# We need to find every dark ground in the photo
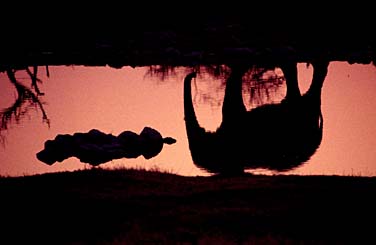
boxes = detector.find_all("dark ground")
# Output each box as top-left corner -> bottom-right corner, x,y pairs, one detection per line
1,7 -> 376,71
1,168 -> 376,244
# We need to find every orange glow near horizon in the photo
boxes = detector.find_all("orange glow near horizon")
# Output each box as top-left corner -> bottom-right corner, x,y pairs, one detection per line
1,62 -> 376,177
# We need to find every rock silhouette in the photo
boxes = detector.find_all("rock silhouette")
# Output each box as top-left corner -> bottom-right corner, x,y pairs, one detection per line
184,60 -> 329,175
36,127 -> 176,166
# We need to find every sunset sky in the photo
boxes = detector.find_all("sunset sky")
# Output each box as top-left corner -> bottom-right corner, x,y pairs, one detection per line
1,61 -> 376,177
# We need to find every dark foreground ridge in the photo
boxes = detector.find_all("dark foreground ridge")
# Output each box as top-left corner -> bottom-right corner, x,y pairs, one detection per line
1,168 -> 376,244
1,13 -> 376,70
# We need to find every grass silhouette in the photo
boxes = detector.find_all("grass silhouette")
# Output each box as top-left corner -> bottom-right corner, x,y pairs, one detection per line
1,167 -> 375,244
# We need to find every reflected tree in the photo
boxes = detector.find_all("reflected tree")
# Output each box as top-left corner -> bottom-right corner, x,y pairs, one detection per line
184,60 -> 329,175
146,64 -> 285,109
145,65 -> 180,81
0,66 -> 50,144
196,65 -> 285,110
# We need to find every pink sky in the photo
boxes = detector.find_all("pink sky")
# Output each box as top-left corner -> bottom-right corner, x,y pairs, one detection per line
0,62 -> 376,177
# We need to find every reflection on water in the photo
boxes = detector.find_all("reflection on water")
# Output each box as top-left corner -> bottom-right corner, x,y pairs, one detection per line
184,61 -> 327,175
1,62 -> 376,177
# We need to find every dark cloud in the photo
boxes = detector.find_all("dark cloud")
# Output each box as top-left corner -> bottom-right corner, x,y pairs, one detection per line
36,127 -> 176,166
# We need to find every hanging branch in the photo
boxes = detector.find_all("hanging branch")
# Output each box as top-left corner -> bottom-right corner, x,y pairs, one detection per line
145,65 -> 178,81
197,65 -> 285,109
0,68 -> 50,145
144,64 -> 284,109
26,66 -> 45,95
244,66 -> 285,108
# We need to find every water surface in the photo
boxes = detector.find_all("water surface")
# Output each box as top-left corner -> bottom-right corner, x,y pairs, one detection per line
1,62 -> 376,176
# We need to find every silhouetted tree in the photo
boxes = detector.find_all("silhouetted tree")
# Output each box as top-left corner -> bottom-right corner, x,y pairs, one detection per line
0,67 -> 50,145
145,64 -> 284,109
